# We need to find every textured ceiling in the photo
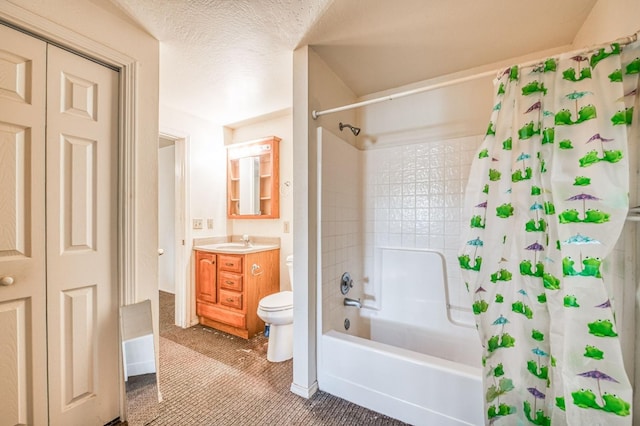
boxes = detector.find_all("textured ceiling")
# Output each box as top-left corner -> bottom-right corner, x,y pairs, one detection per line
107,0 -> 597,125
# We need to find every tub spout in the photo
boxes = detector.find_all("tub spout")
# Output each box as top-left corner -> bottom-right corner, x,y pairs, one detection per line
344,297 -> 362,308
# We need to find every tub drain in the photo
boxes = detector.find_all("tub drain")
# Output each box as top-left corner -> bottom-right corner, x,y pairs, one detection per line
344,318 -> 350,330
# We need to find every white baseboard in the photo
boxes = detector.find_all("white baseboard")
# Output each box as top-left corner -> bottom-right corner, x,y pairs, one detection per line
290,380 -> 318,399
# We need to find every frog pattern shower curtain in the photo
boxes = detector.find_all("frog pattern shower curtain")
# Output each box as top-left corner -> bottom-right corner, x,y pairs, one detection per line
459,37 -> 640,425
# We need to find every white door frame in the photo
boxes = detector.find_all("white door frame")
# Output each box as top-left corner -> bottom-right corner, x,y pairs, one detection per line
0,3 -> 139,420
159,130 -> 192,328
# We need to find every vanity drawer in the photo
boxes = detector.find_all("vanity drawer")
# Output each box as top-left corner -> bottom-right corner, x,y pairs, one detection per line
197,301 -> 246,328
220,289 -> 243,310
218,254 -> 243,273
219,271 -> 243,292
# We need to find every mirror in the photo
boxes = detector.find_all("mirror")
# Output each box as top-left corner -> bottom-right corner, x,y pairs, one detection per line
227,136 -> 280,219
120,300 -> 159,425
239,156 -> 260,215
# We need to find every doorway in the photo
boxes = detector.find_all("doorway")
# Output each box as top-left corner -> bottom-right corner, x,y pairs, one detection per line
158,132 -> 191,328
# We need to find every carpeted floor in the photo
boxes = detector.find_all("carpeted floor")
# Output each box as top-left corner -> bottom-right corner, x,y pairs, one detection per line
129,291 -> 407,425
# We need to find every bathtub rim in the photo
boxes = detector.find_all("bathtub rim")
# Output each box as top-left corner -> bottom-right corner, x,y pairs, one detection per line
322,329 -> 482,379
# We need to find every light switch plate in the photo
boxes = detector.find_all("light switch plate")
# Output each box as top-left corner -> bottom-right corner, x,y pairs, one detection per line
193,218 -> 203,229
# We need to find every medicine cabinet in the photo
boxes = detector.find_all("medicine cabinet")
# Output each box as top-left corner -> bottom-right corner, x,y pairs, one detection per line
227,136 -> 280,219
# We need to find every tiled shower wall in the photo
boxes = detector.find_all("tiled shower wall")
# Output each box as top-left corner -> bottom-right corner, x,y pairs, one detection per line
319,129 -> 366,335
362,135 -> 484,321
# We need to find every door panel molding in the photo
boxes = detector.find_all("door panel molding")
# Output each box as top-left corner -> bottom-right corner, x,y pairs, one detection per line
0,49 -> 31,103
0,298 -> 29,425
61,134 -> 96,252
0,123 -> 29,257
61,285 -> 96,408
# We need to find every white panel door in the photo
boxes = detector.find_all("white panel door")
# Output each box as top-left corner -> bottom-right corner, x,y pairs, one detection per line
46,45 -> 119,425
0,24 -> 48,426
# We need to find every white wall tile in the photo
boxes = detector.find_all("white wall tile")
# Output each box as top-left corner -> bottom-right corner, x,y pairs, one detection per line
363,134 -> 484,314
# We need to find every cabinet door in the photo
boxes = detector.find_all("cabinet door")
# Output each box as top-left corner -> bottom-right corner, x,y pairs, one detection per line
196,252 -> 217,303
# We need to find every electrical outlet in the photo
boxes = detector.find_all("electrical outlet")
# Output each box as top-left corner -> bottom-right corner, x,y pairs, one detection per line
283,221 -> 290,233
207,218 -> 214,229
193,218 -> 203,230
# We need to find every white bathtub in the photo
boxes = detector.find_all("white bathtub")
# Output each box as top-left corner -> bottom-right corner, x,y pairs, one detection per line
319,329 -> 483,426
317,247 -> 484,425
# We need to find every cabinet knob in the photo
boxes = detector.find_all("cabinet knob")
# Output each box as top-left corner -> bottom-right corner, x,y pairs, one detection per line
0,276 -> 15,286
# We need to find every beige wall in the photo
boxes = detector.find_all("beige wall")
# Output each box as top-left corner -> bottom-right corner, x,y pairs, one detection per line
573,0 -> 640,46
291,45 -> 359,396
160,105 -> 228,241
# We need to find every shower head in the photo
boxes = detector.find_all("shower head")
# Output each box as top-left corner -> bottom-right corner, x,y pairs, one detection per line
339,122 -> 361,136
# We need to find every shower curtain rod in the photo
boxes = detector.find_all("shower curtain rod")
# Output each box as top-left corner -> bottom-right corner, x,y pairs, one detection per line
311,32 -> 639,120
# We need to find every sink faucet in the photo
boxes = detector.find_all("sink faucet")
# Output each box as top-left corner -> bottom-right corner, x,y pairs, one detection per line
343,297 -> 362,308
241,234 -> 252,247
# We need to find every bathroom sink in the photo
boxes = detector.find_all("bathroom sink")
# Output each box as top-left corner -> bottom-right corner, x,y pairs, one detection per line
214,243 -> 250,249
195,242 -> 279,254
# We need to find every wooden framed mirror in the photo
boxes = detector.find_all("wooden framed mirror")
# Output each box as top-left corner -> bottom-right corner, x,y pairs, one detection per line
227,136 -> 280,219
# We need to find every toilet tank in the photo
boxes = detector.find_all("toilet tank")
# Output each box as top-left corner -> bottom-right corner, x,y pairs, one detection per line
286,255 -> 293,291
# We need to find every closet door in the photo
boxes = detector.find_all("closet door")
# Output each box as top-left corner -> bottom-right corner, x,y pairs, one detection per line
46,45 -> 119,425
0,24 -> 48,426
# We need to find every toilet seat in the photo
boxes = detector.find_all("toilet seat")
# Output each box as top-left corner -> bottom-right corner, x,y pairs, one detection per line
259,291 -> 293,312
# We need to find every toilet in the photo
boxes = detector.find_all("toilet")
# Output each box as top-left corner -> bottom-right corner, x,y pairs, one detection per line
257,255 -> 294,362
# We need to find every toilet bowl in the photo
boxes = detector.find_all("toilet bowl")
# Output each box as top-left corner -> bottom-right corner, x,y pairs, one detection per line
257,255 -> 294,362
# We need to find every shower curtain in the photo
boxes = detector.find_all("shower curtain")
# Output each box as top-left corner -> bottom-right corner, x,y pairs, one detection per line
460,36 -> 640,425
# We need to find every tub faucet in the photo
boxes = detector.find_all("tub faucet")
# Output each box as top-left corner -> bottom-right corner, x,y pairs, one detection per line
344,297 -> 362,308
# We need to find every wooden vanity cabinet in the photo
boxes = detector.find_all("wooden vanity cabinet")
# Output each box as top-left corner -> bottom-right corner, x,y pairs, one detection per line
196,248 -> 280,339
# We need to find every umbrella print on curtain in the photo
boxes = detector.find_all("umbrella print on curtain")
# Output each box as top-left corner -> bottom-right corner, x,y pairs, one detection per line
459,237 -> 483,271
526,202 -> 546,232
513,152 -> 532,182
526,387 -> 548,425
520,242 -> 544,278
562,234 -> 602,277
585,133 -> 619,166
555,90 -> 595,126
559,193 -> 609,224
572,370 -> 630,416
459,33 -> 640,425
470,201 -> 488,229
